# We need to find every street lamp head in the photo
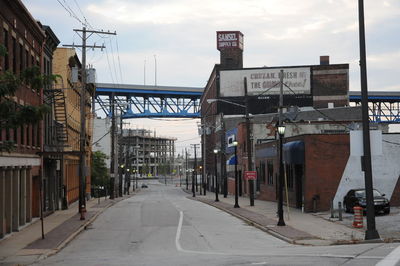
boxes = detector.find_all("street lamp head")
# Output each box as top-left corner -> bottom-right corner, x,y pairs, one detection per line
213,148 -> 219,154
207,99 -> 218,104
126,168 -> 130,172
277,125 -> 286,136
232,141 -> 238,146
120,164 -> 125,168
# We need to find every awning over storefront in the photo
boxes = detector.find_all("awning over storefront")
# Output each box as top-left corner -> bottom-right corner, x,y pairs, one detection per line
226,155 -> 237,165
283,141 -> 305,164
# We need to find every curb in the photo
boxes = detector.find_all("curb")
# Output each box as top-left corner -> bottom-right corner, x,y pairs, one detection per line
191,197 -> 296,244
36,194 -> 134,263
191,197 -> 383,246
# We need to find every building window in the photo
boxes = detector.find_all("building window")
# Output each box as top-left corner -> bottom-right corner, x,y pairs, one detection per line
28,124 -> 32,146
19,43 -> 23,72
3,28 -> 9,71
13,127 -> 17,143
36,123 -> 40,147
267,160 -> 274,185
6,127 -> 10,141
285,164 -> 294,190
20,125 -> 25,145
259,161 -> 266,184
25,50 -> 29,68
12,37 -> 16,74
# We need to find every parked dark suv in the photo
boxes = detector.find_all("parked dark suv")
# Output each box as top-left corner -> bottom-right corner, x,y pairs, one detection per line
343,188 -> 390,214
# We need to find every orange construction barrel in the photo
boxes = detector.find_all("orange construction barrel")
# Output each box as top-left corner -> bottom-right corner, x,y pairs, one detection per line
352,206 -> 363,228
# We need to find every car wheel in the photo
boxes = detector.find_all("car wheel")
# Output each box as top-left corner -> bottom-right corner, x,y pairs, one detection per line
343,203 -> 348,213
344,202 -> 351,213
384,209 -> 390,215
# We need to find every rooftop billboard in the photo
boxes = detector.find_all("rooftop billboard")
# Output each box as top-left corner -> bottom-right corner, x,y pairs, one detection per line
220,67 -> 311,97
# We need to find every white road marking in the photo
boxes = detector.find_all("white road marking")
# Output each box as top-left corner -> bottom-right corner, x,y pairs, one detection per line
174,210 -> 385,261
376,245 -> 400,266
175,210 -> 184,252
175,210 -> 226,255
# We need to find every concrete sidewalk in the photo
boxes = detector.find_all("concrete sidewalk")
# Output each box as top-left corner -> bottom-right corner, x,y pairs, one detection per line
0,194 -> 132,266
187,189 -> 366,246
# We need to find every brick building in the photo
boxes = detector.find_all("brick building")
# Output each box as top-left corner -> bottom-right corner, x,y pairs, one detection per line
254,132 -> 400,212
201,31 -> 351,200
0,0 -> 46,238
201,31 -> 400,212
40,23 -> 62,215
52,48 -> 93,205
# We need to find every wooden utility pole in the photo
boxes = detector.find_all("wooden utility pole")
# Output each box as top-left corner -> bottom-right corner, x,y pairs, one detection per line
63,27 -> 116,217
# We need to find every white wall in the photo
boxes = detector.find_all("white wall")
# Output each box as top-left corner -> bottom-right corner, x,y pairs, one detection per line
333,134 -> 400,208
93,118 -> 111,168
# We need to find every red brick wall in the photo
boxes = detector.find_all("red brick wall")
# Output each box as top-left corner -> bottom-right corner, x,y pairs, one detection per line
255,134 -> 350,212
227,177 -> 235,195
390,176 -> 400,206
255,141 -> 279,202
312,64 -> 349,108
201,66 -> 220,180
303,134 -> 350,212
220,48 -> 243,70
0,0 -> 44,154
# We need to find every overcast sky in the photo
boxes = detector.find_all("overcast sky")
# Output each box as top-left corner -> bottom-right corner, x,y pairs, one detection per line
22,0 -> 400,153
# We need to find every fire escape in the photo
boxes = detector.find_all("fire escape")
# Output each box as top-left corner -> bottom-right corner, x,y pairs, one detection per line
44,81 -> 69,149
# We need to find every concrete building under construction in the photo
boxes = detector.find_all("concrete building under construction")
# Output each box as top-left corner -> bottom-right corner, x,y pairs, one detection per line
93,117 -> 176,178
119,129 -> 176,177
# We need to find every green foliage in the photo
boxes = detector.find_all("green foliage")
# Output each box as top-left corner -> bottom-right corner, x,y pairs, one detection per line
141,163 -> 150,175
0,44 -> 58,152
91,151 -> 110,187
158,163 -> 171,175
0,45 -> 6,57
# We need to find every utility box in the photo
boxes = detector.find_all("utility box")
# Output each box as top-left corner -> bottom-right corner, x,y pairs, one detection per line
87,68 -> 96,84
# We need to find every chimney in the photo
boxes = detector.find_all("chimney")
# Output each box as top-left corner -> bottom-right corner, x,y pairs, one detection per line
320,55 -> 330,65
217,31 -> 244,70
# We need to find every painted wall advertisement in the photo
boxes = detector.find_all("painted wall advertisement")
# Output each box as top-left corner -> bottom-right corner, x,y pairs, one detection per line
217,31 -> 244,50
220,67 -> 311,97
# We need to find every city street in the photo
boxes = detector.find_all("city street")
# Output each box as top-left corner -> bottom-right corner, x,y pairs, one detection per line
34,181 -> 400,266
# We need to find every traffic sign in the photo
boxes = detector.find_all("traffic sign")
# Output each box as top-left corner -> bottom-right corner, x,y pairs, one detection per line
244,171 -> 257,180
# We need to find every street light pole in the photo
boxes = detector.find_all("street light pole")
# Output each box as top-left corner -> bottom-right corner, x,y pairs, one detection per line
244,77 -> 254,206
135,146 -> 140,190
213,149 -> 219,202
358,0 -> 379,240
233,141 -> 240,208
277,125 -> 286,226
277,70 -> 286,226
191,144 -> 198,197
185,148 -> 189,190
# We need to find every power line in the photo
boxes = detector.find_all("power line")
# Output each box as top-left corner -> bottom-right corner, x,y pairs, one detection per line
115,36 -> 124,84
93,130 -> 110,145
56,0 -> 86,26
108,38 -> 120,84
72,0 -> 89,26
104,46 -> 116,84
175,136 -> 200,143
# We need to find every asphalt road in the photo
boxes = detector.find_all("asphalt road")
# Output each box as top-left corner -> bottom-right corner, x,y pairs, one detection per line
35,181 -> 400,266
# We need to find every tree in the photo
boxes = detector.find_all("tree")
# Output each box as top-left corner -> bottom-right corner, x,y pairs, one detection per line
158,162 -> 171,176
91,151 -> 110,187
0,44 -> 56,151
141,163 -> 150,176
